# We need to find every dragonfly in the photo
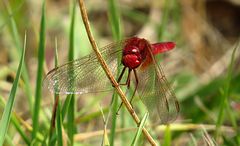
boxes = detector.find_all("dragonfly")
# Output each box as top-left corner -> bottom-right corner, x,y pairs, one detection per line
43,37 -> 180,124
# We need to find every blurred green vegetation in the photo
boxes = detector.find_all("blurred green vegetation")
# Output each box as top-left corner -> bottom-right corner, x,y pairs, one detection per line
0,0 -> 240,145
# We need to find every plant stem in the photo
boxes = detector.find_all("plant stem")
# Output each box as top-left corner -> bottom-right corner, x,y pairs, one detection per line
77,0 -> 157,145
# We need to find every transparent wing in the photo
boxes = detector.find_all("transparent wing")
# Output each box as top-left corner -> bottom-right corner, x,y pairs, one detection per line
137,46 -> 180,124
43,42 -> 125,94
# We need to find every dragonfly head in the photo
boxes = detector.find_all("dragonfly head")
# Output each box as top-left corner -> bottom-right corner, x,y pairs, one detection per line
122,37 -> 150,69
122,45 -> 142,69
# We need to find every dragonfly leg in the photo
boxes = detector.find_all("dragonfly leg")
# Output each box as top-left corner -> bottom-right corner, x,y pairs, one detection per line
126,69 -> 132,87
129,69 -> 138,105
117,69 -> 137,115
117,66 -> 127,83
117,67 -> 132,86
116,68 -> 132,114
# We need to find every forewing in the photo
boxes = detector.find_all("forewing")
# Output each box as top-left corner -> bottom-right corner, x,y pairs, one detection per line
137,47 -> 179,124
43,42 -> 124,94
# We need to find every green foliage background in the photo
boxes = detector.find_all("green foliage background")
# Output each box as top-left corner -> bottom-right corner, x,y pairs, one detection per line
0,0 -> 239,145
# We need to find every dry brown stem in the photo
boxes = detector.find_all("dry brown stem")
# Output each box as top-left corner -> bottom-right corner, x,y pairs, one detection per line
77,0 -> 157,145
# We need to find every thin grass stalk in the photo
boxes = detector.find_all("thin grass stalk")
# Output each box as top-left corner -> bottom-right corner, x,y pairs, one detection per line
0,34 -> 30,145
215,41 -> 239,141
11,115 -> 31,145
74,123 -> 235,141
32,0 -> 46,141
100,105 -> 110,146
5,135 -> 15,146
54,38 -> 63,146
4,0 -> 33,115
48,38 -> 60,146
131,113 -> 149,146
56,101 -> 63,146
162,125 -> 171,146
158,0 -> 171,41
107,0 -> 122,145
67,1 -> 77,145
0,32 -> 26,146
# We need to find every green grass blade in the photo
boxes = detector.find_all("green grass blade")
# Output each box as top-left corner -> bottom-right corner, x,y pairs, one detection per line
110,94 -> 118,146
54,38 -> 59,68
4,1 -> 21,52
55,38 -> 63,146
66,1 -> 76,145
48,38 -> 60,146
163,125 -> 171,146
61,95 -> 72,119
0,95 -> 31,145
99,105 -> 110,146
171,0 -> 181,40
215,41 -> 239,139
76,107 -> 109,123
103,126 -> 110,146
120,107 -> 127,145
5,135 -> 15,146
189,134 -> 197,146
5,0 -> 33,115
2,96 -> 45,145
131,112 -> 149,146
11,115 -> 31,145
225,42 -> 240,145
108,0 -> 122,40
121,8 -> 148,24
158,0 -> 171,41
0,32 -> 25,145
68,0 -> 76,61
56,101 -> 63,146
32,0 -> 46,141
67,89 -> 75,146
107,0 -> 122,145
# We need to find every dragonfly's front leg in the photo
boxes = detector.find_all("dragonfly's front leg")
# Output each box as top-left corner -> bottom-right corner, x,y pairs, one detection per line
129,69 -> 138,104
116,68 -> 132,114
117,67 -> 131,87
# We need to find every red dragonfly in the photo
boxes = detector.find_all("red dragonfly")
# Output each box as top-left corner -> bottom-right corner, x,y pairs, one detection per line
44,37 -> 180,124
